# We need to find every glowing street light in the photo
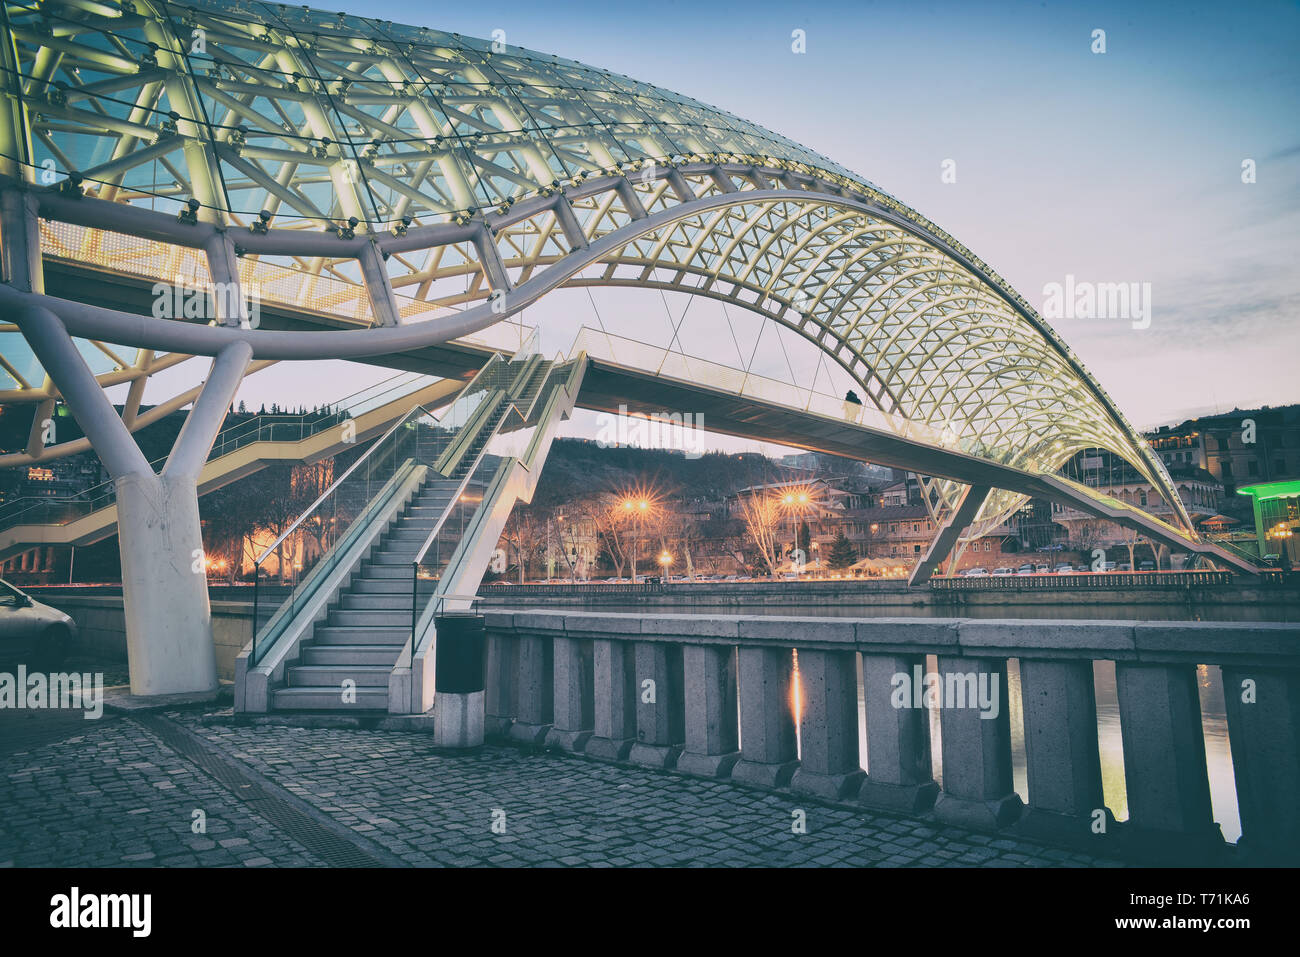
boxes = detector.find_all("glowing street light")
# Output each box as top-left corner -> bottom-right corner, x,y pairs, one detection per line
616,488 -> 661,583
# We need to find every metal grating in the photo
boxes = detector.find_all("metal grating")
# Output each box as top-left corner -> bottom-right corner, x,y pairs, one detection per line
131,715 -> 392,868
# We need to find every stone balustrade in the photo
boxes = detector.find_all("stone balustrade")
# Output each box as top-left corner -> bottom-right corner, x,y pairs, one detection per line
482,610 -> 1300,865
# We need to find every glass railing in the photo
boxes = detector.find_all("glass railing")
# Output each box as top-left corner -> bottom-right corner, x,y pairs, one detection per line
0,369 -> 441,535
1046,474 -> 1193,541
250,405 -> 428,665
567,325 -> 1029,469
248,349 -> 520,666
408,335 -> 545,647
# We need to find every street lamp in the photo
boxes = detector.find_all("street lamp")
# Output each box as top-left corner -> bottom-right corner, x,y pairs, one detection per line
777,487 -> 814,575
658,549 -> 673,581
810,540 -> 820,577
621,496 -> 654,583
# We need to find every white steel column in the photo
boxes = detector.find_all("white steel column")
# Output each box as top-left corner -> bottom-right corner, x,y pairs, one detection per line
15,301 -> 251,695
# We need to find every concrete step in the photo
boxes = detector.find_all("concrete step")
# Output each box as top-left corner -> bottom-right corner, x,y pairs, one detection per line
327,609 -> 411,627
350,578 -> 433,595
287,664 -> 392,688
301,644 -> 405,666
270,686 -> 388,711
340,593 -> 412,611
312,624 -> 410,643
384,529 -> 436,543
360,564 -> 411,579
369,550 -> 421,564
392,518 -> 441,530
413,489 -> 456,500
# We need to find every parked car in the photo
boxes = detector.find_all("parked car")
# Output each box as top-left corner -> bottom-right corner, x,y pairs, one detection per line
1138,561 -> 1156,571
1034,564 -> 1051,574
1118,563 -> 1132,572
1098,561 -> 1118,572
0,579 -> 75,667
962,567 -> 989,577
1016,563 -> 1036,576
1054,563 -> 1074,574
991,567 -> 1015,577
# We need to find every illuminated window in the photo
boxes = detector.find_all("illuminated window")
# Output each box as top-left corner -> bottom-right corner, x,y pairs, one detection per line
26,467 -> 54,481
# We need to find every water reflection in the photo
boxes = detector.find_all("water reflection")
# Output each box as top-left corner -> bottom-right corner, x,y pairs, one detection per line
601,599 -> 1254,844
850,656 -> 1240,843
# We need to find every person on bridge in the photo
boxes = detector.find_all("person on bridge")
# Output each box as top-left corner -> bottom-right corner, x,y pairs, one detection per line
843,389 -> 863,422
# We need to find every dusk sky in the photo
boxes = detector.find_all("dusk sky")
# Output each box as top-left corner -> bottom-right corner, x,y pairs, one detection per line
185,0 -> 1300,449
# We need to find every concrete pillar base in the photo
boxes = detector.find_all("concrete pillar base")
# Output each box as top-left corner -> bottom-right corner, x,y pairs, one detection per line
628,742 -> 681,769
1116,821 -> 1226,865
117,474 -> 219,697
485,715 -> 514,739
544,728 -> 592,753
583,736 -> 635,761
1232,834 -> 1300,867
508,721 -> 551,747
731,758 -> 799,789
433,691 -> 484,749
933,791 -> 1023,831
789,768 -> 865,801
675,750 -> 740,779
1013,806 -> 1116,851
857,777 -> 939,814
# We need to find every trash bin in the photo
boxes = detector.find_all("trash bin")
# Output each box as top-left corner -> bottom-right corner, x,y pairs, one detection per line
433,612 -> 486,748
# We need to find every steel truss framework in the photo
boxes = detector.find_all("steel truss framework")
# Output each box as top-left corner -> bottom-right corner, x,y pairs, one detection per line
0,0 -> 1192,540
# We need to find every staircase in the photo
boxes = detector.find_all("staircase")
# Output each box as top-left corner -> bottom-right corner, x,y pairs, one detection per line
267,356 -> 555,712
269,478 -> 456,710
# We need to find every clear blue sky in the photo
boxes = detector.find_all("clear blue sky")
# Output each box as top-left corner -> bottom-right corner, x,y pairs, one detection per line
213,0 -> 1299,445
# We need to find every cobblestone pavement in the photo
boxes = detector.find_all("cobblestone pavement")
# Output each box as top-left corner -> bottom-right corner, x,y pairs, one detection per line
1,707 -> 1124,867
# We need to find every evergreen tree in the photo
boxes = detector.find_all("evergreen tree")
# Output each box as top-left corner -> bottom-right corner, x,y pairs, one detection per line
827,531 -> 856,570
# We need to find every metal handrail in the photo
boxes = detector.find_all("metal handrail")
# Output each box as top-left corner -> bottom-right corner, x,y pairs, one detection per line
410,336 -> 539,568
254,401 -> 434,566
251,458 -> 419,666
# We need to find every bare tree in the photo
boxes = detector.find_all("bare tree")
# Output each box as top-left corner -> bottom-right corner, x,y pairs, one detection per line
584,495 -> 628,578
499,508 -> 545,583
657,509 -> 702,580
737,490 -> 782,576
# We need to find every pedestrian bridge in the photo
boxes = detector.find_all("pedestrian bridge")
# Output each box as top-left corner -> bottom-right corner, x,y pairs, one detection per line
0,1 -> 1260,699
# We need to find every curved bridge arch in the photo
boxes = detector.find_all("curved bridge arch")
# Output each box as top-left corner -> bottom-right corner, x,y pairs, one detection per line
0,0 -> 1195,543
